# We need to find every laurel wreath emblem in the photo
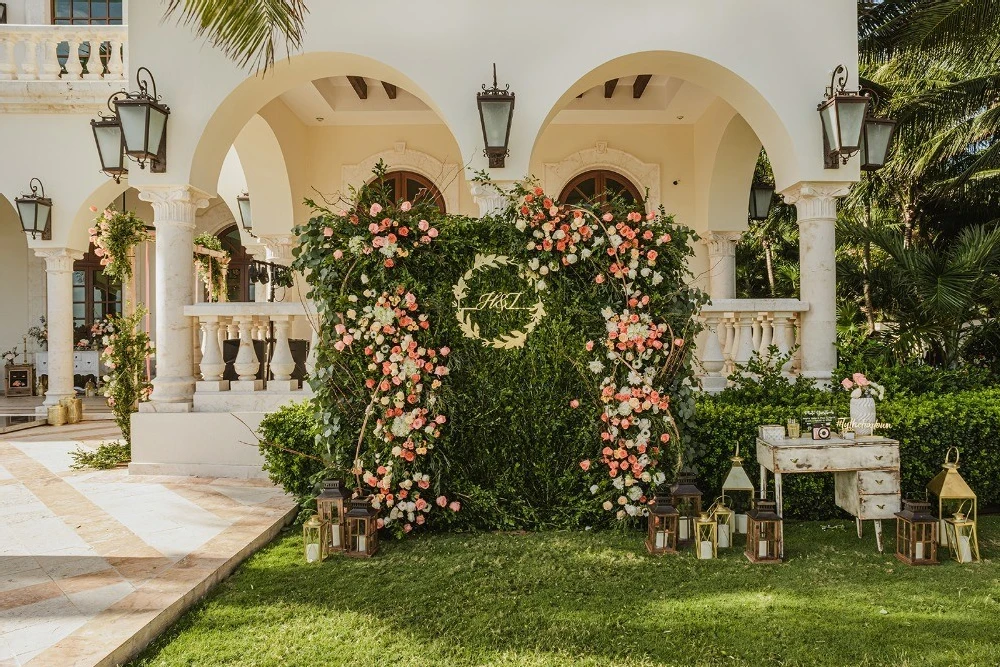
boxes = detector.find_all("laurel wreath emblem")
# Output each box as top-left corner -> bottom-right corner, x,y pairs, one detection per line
452,253 -> 546,349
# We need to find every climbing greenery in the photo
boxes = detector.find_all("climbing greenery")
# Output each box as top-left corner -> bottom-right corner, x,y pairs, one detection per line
280,163 -> 705,532
88,207 -> 149,284
193,232 -> 230,301
100,306 -> 153,447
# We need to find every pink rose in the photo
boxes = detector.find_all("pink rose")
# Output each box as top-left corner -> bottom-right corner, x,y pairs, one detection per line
549,205 -> 559,217
333,249 -> 343,260
579,459 -> 590,471
436,495 -> 448,507
602,213 -> 614,222
428,228 -> 439,238
416,514 -> 425,525
403,523 -> 412,533
841,378 -> 854,390
400,201 -> 412,212
323,227 -> 334,237
89,205 -> 98,212
94,248 -> 104,257
415,498 -> 427,511
646,212 -> 655,221
88,227 -> 97,235
449,501 -> 461,512
674,338 -> 684,347
853,372 -> 870,387
570,399 -> 580,409
595,274 -> 605,284
585,341 -> 594,351
418,219 -> 430,231
435,414 -> 447,424
439,346 -> 450,356
370,203 -> 383,216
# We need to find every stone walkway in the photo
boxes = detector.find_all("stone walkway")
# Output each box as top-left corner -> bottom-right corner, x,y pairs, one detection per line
0,422 -> 296,666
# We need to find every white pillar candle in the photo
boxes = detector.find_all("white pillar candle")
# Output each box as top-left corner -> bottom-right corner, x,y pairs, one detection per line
679,520 -> 689,541
305,543 -> 320,563
331,526 -> 341,548
357,535 -> 367,553
758,541 -> 769,559
718,524 -> 731,548
915,542 -> 924,561
735,514 -> 748,534
699,540 -> 714,559
958,536 -> 972,563
940,519 -> 949,546
655,531 -> 665,549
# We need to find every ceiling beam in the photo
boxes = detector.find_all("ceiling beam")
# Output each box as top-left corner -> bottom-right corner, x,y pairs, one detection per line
604,78 -> 618,99
381,81 -> 397,99
347,76 -> 368,100
633,74 -> 652,99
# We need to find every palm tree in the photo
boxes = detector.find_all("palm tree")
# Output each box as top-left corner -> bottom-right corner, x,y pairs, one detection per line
164,0 -> 307,72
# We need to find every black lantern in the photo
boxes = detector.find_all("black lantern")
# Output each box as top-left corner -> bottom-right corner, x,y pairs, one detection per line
113,67 -> 169,172
91,93 -> 127,183
817,65 -> 870,169
236,192 -> 255,236
15,178 -> 52,240
859,113 -> 897,171
477,64 -> 515,168
345,496 -> 380,558
748,182 -> 775,221
645,496 -> 679,555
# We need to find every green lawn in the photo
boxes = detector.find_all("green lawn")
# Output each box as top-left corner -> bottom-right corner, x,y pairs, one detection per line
132,518 -> 1000,667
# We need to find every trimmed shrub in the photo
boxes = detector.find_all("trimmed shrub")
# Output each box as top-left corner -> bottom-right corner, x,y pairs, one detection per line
258,402 -> 325,507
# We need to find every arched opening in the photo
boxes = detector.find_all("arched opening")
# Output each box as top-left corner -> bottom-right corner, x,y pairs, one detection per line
372,170 -> 446,213
559,169 -> 644,211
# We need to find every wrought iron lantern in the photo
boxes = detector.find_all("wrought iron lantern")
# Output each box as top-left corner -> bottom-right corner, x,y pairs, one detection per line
722,444 -> 755,534
236,192 -> 255,236
894,499 -> 938,566
694,512 -> 718,560
818,65 -> 870,169
748,182 -> 775,221
91,92 -> 127,183
944,511 -> 980,564
670,472 -> 703,545
15,178 -> 52,240
859,95 -> 897,172
477,63 -> 515,168
645,496 -> 679,555
709,495 -> 735,549
345,496 -> 380,558
745,499 -> 783,563
926,447 -> 976,546
113,66 -> 169,172
316,479 -> 347,553
302,514 -> 329,563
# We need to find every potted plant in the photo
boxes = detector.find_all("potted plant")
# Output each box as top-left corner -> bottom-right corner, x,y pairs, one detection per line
840,373 -> 885,437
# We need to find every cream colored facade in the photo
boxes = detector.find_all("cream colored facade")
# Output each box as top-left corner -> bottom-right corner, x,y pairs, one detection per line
0,1 -> 859,476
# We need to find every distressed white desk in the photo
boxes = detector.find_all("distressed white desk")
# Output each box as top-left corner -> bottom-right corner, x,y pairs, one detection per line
756,435 -> 901,552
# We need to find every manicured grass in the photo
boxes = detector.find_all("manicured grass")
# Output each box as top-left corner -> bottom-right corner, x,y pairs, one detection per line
132,518 -> 1000,667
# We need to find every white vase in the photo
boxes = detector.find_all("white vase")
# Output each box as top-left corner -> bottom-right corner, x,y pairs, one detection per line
850,397 -> 876,436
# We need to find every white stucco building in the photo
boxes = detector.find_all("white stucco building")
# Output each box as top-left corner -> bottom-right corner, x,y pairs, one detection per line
0,1 -> 859,477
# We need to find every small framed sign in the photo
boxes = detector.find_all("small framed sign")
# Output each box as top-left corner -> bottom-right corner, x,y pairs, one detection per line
5,364 -> 34,398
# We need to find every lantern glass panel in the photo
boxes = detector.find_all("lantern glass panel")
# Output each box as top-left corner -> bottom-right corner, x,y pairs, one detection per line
117,102 -> 148,156
479,97 -> 513,149
93,121 -> 124,173
713,504 -> 734,548
695,515 -> 717,559
861,118 -> 896,170
945,517 -> 979,564
646,502 -> 678,555
145,105 -> 168,155
16,199 -> 50,237
237,196 -> 252,232
302,515 -> 328,563
834,95 -> 869,152
749,185 -> 774,220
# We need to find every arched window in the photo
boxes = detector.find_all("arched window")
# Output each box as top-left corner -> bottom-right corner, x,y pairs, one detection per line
73,245 -> 122,341
217,225 -> 256,303
559,169 -> 644,210
375,170 -> 446,213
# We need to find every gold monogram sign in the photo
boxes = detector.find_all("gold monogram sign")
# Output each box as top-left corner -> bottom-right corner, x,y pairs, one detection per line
453,254 -> 545,349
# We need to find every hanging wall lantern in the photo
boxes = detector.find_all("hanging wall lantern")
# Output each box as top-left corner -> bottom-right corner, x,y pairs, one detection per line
669,472 -> 703,546
15,178 -> 52,240
748,182 -> 775,221
894,499 -> 938,566
113,66 -> 169,172
818,65 -> 870,169
645,495 -> 679,555
315,479 -> 347,554
91,92 -> 127,183
477,63 -> 515,168
926,447 -> 977,547
859,92 -> 898,172
236,191 -> 255,236
722,444 -> 755,534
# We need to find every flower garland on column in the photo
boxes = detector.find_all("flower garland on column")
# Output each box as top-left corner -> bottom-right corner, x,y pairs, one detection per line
88,206 -> 149,284
193,233 -> 231,301
506,182 -> 706,520
292,163 -> 458,535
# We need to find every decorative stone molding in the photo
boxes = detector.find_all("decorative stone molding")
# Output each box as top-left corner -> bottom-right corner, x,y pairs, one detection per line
259,234 -> 296,264
780,181 -> 852,222
34,247 -> 84,273
342,144 -> 461,214
544,143 -> 661,209
138,185 -> 211,229
700,231 -> 742,258
470,181 -> 514,217
196,199 -> 238,237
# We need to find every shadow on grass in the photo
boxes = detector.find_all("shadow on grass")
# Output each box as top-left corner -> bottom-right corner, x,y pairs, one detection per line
132,518 -> 1000,667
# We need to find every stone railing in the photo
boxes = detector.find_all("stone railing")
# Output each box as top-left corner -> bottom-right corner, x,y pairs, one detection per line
696,299 -> 809,392
0,25 -> 126,111
184,302 -> 318,413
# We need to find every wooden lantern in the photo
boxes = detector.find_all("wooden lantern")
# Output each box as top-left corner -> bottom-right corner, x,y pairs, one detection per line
694,512 -> 718,560
745,499 -> 783,564
302,514 -> 329,563
670,473 -> 703,545
316,479 -> 346,553
894,499 -> 938,566
345,496 -> 380,558
645,496 -> 679,555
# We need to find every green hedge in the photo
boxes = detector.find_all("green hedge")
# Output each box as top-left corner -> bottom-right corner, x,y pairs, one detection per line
690,389 -> 1000,520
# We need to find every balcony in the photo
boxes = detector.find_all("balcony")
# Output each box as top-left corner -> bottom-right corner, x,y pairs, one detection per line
0,24 -> 127,111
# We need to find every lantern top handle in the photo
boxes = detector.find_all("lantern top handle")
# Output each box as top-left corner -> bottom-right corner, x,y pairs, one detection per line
481,63 -> 511,96
826,64 -> 852,97
25,178 -> 44,199
135,66 -> 159,100
944,446 -> 960,468
101,91 -> 127,118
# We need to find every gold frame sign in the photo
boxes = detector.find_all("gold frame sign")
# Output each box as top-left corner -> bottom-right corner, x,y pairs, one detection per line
453,253 -> 546,349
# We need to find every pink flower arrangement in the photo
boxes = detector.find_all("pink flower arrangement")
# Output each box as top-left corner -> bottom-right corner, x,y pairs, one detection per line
841,372 -> 885,400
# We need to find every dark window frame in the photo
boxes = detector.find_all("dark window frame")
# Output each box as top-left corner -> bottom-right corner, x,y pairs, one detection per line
559,169 -> 645,211
72,246 -> 123,340
216,224 -> 256,303
372,170 -> 447,214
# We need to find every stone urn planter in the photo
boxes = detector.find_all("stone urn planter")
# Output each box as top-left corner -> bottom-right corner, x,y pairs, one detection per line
850,397 -> 876,436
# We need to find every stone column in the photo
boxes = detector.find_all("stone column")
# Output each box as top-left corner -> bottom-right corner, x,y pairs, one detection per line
35,248 -> 84,410
470,181 -> 514,217
138,185 -> 210,411
782,182 -> 851,386
701,231 -> 742,300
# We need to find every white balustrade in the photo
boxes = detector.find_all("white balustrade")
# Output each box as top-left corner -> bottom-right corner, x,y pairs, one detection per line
184,302 -> 318,410
0,25 -> 126,83
696,299 -> 809,392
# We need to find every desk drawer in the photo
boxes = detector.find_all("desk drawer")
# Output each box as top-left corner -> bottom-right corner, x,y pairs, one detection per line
856,493 -> 900,520
857,470 -> 899,495
770,444 -> 899,473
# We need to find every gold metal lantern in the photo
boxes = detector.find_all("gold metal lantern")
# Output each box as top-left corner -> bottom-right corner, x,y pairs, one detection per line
745,499 -> 783,564
670,473 -> 703,546
722,444 -> 755,534
316,479 -> 347,553
302,514 -> 329,564
694,512 -> 718,560
926,447 -> 977,546
894,499 -> 938,566
345,496 -> 380,558
645,496 -> 679,555
944,511 -> 980,564
709,495 -> 735,549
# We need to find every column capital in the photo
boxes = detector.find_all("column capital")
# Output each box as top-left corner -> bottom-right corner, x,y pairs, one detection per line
34,248 -> 84,273
470,180 -> 514,217
700,231 -> 743,257
138,184 -> 211,229
780,181 -> 852,221
258,234 -> 297,264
